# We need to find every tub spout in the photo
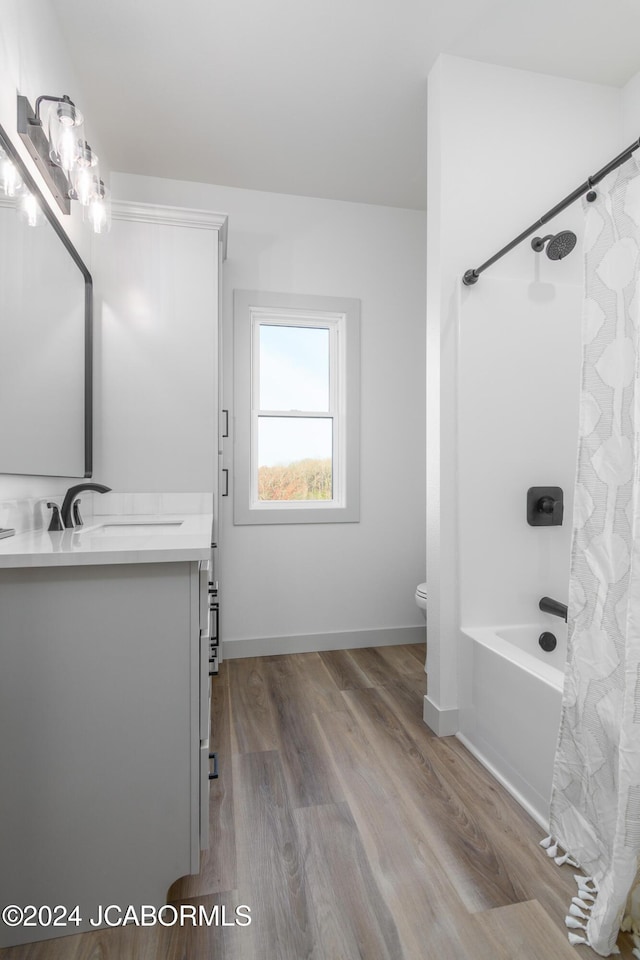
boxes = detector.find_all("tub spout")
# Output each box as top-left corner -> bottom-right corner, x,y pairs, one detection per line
539,596 -> 568,622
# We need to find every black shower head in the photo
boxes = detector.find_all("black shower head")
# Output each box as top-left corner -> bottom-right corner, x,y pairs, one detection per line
531,230 -> 577,260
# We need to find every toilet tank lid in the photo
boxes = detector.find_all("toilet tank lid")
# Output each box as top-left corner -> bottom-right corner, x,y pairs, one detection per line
416,582 -> 427,598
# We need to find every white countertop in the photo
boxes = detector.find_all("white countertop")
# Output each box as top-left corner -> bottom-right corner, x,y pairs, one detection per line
0,514 -> 213,569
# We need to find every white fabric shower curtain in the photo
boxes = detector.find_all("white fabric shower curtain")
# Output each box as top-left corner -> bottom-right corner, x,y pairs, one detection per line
549,157 -> 640,956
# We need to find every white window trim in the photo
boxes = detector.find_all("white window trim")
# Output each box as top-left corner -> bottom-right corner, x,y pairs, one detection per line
233,290 -> 360,525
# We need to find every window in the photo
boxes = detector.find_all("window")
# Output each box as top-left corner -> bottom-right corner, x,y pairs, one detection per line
233,290 -> 360,524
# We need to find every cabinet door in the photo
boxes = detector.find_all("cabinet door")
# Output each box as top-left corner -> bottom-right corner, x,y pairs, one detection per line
0,562 -> 195,948
94,210 -> 220,494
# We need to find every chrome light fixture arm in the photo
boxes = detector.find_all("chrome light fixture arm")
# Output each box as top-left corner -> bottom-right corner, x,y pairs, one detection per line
33,93 -> 78,125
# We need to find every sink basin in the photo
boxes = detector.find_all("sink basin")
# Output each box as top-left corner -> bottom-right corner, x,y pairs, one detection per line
88,521 -> 184,536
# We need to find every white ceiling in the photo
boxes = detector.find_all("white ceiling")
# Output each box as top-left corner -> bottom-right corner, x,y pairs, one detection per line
50,0 -> 640,210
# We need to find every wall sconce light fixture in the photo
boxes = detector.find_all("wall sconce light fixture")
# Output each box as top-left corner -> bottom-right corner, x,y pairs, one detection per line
16,93 -> 110,232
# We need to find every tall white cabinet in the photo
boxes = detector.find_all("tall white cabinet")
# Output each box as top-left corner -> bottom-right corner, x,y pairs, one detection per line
94,199 -> 227,651
95,201 -> 227,503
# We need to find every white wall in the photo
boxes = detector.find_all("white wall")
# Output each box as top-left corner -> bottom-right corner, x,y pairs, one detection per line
426,54 -> 622,731
622,68 -> 640,139
110,173 -> 427,651
0,1 -> 102,516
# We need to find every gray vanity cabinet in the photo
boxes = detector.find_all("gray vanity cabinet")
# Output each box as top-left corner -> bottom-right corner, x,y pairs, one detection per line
0,559 -> 209,948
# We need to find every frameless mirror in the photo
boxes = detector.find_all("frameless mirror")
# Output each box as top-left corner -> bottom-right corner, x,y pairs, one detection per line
0,122 -> 92,478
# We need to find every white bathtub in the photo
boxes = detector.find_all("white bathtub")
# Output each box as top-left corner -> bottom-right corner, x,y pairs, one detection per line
457,623 -> 566,829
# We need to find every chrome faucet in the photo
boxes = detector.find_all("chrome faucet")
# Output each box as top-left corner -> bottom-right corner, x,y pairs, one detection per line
60,482 -> 111,528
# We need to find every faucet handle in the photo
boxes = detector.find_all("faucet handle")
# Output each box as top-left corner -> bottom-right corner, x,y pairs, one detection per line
526,486 -> 564,526
47,502 -> 64,532
72,499 -> 83,527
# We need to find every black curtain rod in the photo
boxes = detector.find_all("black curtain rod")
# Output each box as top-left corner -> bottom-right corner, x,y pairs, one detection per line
462,138 -> 640,286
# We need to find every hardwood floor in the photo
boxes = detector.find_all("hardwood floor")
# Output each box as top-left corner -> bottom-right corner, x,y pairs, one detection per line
1,643 -> 635,959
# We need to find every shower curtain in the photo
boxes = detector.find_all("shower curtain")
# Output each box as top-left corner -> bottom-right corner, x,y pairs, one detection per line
548,156 -> 640,956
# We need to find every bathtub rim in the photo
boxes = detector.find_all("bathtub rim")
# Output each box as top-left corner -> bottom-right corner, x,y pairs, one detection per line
461,623 -> 564,691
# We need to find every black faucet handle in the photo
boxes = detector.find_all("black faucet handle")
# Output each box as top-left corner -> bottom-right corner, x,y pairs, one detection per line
72,499 -> 83,527
537,496 -> 563,524
47,502 -> 64,532
527,486 -> 564,526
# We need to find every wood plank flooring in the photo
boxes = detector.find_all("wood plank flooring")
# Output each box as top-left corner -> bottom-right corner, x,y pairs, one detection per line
1,642 -> 635,959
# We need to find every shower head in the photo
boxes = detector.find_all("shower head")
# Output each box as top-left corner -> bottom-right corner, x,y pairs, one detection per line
531,230 -> 577,260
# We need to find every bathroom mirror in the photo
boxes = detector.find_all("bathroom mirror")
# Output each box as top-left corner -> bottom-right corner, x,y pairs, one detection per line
0,122 -> 92,478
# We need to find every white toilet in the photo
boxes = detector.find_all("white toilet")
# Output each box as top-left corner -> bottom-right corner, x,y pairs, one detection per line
415,582 -> 427,617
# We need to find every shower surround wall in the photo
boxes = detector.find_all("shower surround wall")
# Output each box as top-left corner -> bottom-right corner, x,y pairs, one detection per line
425,55 -> 622,734
456,277 -> 581,823
458,278 -> 581,625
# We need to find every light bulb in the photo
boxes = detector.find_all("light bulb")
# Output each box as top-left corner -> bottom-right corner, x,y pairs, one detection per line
57,127 -> 80,171
86,180 -> 111,234
73,167 -> 94,205
69,142 -> 99,206
47,101 -> 84,172
89,201 -> 107,233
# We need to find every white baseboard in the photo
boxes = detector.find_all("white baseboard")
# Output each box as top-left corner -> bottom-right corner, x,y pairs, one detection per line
423,695 -> 459,737
222,625 -> 426,659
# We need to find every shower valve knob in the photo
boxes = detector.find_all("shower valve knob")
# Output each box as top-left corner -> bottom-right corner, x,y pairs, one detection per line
527,486 -> 564,526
